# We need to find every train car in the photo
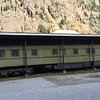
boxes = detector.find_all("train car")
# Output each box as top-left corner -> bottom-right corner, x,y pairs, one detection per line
0,32 -> 100,77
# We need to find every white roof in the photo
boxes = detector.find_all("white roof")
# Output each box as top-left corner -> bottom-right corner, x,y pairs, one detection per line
0,32 -> 99,38
52,30 -> 81,34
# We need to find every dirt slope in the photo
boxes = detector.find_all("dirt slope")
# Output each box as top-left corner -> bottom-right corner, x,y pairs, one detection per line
0,0 -> 100,34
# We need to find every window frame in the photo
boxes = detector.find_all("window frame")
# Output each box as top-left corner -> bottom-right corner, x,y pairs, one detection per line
73,48 -> 78,55
0,50 -> 5,59
11,49 -> 19,57
31,49 -> 38,56
52,49 -> 58,56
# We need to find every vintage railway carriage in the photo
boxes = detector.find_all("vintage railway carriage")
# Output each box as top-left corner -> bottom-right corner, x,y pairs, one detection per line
0,33 -> 100,76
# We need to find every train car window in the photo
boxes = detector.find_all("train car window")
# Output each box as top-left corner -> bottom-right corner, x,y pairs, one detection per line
52,49 -> 58,56
86,48 -> 90,54
86,48 -> 95,54
11,50 -> 19,57
0,50 -> 5,58
31,49 -> 38,56
73,49 -> 78,54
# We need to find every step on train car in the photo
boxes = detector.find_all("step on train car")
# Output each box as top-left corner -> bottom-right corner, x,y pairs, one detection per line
0,32 -> 100,77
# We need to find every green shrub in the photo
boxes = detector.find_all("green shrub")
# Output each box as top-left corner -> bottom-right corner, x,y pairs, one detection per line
97,5 -> 100,12
97,30 -> 100,34
34,4 -> 38,9
38,25 -> 48,33
39,13 -> 44,20
91,2 -> 96,11
35,11 -> 38,15
96,15 -> 100,21
84,12 -> 88,17
1,7 -> 3,12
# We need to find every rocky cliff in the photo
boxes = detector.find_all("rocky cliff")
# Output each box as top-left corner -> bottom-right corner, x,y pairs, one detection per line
0,0 -> 100,34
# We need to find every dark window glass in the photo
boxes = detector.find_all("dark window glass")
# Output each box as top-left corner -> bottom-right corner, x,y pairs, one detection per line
52,49 -> 58,56
73,49 -> 78,54
86,48 -> 90,54
31,49 -> 38,56
11,50 -> 19,57
0,50 -> 5,58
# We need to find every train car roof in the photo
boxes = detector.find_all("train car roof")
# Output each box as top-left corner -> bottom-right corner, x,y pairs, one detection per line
0,32 -> 100,38
0,32 -> 100,45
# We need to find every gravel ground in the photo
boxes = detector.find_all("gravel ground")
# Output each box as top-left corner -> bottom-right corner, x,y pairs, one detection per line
0,73 -> 100,100
44,72 -> 100,86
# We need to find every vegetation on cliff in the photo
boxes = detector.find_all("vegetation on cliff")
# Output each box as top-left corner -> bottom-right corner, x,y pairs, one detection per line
0,0 -> 100,34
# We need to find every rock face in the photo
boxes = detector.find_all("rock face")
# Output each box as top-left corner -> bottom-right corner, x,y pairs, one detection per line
0,0 -> 100,34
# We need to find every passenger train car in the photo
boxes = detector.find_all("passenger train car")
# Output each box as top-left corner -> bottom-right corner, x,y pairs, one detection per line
0,32 -> 100,77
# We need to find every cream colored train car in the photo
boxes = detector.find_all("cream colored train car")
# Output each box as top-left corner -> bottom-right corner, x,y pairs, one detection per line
0,33 -> 100,77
